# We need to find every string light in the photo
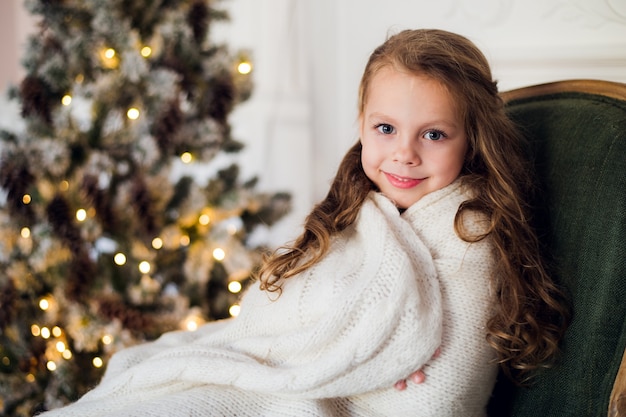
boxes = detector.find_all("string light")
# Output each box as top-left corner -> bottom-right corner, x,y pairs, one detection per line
41,327 -> 51,339
198,214 -> 210,225
52,326 -> 62,337
62,350 -> 72,360
22,194 -> 31,204
179,235 -> 190,246
127,107 -> 140,120
138,261 -> 151,274
61,95 -> 72,106
60,180 -> 70,191
152,237 -> 163,249
114,253 -> 127,265
102,334 -> 113,345
212,248 -> 225,261
229,304 -> 241,317
76,208 -> 87,222
47,361 -> 57,371
92,357 -> 103,368
39,298 -> 50,311
100,47 -> 119,69
21,227 -> 31,238
31,324 -> 41,337
228,281 -> 242,293
140,46 -> 152,57
237,61 -> 252,75
180,152 -> 192,163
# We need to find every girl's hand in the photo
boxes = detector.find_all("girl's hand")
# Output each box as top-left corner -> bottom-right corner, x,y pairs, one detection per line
393,347 -> 441,391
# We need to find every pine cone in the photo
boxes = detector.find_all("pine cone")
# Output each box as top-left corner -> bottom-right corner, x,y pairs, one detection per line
98,297 -> 153,332
46,195 -> 81,247
81,175 -> 116,232
187,0 -> 210,45
19,75 -> 55,124
152,99 -> 183,156
0,280 -> 17,328
0,156 -> 35,220
130,176 -> 158,237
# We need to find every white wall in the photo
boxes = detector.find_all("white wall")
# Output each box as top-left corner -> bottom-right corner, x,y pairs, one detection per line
3,0 -> 626,245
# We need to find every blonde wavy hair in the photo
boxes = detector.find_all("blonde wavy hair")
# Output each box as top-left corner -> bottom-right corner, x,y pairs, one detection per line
257,29 -> 568,383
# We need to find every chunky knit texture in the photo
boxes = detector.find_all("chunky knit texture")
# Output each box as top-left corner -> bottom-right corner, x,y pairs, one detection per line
38,181 -> 497,417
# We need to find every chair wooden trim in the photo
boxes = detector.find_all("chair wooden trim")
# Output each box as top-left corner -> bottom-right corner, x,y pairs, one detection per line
611,349 -> 626,417
501,78 -> 626,417
500,79 -> 626,103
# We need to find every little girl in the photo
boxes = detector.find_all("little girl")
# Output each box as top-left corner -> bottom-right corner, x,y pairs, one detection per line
38,29 -> 567,417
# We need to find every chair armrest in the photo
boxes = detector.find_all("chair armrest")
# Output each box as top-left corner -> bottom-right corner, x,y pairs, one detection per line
610,348 -> 626,416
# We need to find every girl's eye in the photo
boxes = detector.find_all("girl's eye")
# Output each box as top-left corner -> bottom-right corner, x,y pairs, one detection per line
424,130 -> 446,141
376,124 -> 395,135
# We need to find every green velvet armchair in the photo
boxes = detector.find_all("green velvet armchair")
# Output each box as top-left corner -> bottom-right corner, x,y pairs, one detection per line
488,80 -> 626,416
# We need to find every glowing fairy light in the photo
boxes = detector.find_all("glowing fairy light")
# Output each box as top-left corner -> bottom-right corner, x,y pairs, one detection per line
179,235 -> 190,246
39,298 -> 49,311
76,208 -> 87,222
114,253 -> 127,265
21,227 -> 30,238
180,152 -> 192,163
152,237 -> 163,249
102,334 -> 113,345
93,357 -> 104,368
56,341 -> 66,353
229,304 -> 241,317
212,248 -> 225,261
198,213 -> 210,225
100,48 -> 119,69
237,61 -> 252,75
22,194 -> 31,204
62,350 -> 72,360
138,261 -> 151,274
52,326 -> 62,337
61,95 -> 72,106
26,373 -> 35,383
141,46 -> 152,57
127,107 -> 140,120
47,361 -> 57,371
31,324 -> 41,337
228,281 -> 242,293
60,180 -> 70,191
41,327 -> 51,339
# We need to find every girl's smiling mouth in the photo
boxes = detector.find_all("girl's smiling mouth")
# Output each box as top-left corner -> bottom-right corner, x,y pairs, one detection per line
384,172 -> 425,189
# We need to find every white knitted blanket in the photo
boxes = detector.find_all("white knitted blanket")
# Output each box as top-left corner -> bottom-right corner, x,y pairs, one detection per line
39,191 -> 443,417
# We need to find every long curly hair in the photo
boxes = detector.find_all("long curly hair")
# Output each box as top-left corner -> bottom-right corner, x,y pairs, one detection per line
257,29 -> 568,383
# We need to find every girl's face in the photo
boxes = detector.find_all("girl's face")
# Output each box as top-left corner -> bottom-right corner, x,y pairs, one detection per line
360,67 -> 468,209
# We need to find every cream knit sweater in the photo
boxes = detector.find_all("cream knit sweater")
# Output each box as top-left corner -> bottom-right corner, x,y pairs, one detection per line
38,181 -> 497,417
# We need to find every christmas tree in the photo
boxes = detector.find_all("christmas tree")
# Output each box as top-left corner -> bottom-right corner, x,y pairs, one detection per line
0,0 -> 290,415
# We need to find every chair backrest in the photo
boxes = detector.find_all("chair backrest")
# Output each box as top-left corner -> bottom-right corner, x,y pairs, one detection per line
488,80 -> 626,416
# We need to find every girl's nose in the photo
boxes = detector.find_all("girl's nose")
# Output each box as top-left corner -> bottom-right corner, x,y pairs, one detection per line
393,139 -> 420,166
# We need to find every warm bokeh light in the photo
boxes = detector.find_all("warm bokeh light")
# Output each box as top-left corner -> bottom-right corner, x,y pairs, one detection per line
62,95 -> 72,106
237,61 -> 252,75
76,208 -> 87,222
114,253 -> 127,265
21,227 -> 31,238
229,304 -> 241,317
138,261 -> 151,274
152,237 -> 163,249
92,357 -> 103,368
212,248 -> 225,261
22,194 -> 31,204
180,152 -> 192,163
141,46 -> 152,57
228,281 -> 242,293
127,107 -> 140,120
